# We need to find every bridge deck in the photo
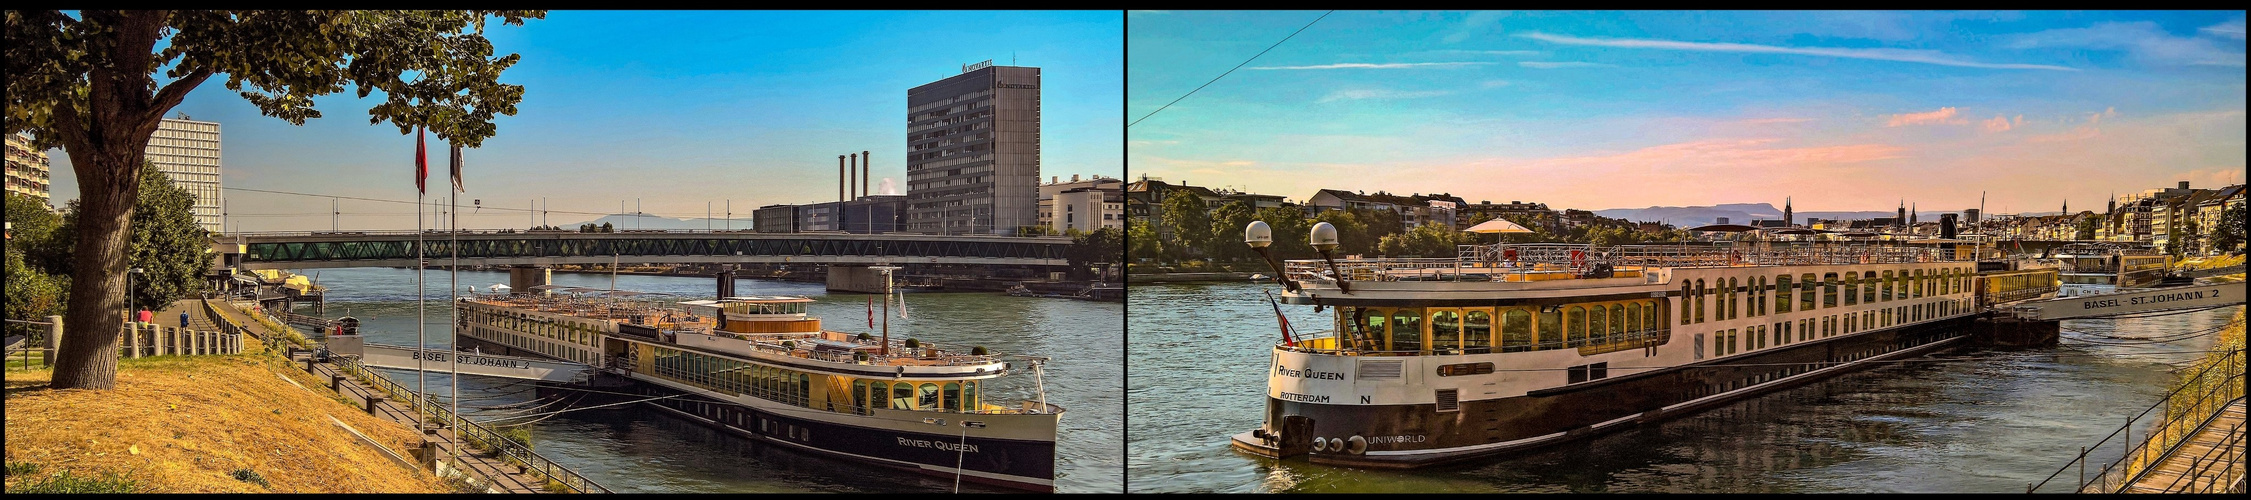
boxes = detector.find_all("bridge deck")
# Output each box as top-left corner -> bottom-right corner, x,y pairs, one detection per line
2123,398 -> 2246,493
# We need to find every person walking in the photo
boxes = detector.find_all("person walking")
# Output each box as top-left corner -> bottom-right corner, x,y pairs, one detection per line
180,311 -> 191,329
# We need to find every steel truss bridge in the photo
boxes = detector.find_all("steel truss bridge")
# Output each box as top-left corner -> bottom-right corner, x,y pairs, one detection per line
214,230 -> 1071,270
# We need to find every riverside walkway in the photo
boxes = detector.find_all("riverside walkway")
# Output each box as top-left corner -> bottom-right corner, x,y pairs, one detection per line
202,299 -> 600,493
2121,398 -> 2247,494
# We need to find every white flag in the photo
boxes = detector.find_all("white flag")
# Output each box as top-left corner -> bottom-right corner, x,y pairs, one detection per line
895,290 -> 908,319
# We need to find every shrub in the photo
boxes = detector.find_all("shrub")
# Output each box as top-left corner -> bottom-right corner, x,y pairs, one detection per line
970,346 -> 989,356
11,468 -> 143,493
230,468 -> 270,488
903,338 -> 920,349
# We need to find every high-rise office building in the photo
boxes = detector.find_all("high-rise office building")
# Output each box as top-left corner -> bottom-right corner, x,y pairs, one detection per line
146,118 -> 223,233
4,132 -> 50,205
904,62 -> 1039,235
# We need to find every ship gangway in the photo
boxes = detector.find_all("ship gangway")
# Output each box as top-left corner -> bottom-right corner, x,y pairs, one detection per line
2003,281 -> 2247,321
325,335 -> 594,383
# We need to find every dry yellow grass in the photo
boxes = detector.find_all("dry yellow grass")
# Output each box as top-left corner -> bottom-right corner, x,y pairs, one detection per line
4,353 -> 450,493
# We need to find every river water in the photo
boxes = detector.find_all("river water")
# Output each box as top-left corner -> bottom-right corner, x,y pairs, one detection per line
1126,281 -> 2240,493
292,267 -> 1123,493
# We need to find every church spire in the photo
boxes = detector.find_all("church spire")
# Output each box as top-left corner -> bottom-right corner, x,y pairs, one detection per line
1783,196 -> 1793,227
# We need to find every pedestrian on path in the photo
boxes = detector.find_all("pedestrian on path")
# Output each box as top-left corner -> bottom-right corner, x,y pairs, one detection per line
181,312 -> 190,328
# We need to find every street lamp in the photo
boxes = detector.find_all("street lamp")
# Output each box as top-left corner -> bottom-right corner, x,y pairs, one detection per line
127,268 -> 145,322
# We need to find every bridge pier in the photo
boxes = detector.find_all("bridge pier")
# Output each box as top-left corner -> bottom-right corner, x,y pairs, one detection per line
826,265 -> 886,294
716,264 -> 737,298
507,265 -> 550,294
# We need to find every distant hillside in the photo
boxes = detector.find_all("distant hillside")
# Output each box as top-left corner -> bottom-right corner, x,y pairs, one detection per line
1594,203 -> 1935,228
554,213 -> 751,231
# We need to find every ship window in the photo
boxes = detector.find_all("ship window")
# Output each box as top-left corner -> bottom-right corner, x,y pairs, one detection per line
1588,305 -> 1608,347
1911,269 -> 1923,298
1501,309 -> 1532,352
1801,273 -> 1818,311
1728,277 -> 1740,319
1464,311 -> 1492,351
1363,309 -> 1389,350
1775,275 -> 1792,313
1538,308 -> 1561,351
1431,310 -> 1461,352
853,381 -> 869,414
1844,273 -> 1859,306
1566,306 -> 1588,348
1694,279 -> 1706,324
943,383 -> 962,412
1644,300 -> 1659,337
1609,304 -> 1626,344
893,383 -> 914,410
918,383 -> 940,410
1728,329 -> 1738,354
1389,310 -> 1422,353
1753,324 -> 1764,349
799,374 -> 810,407
1824,273 -> 1840,308
1679,284 -> 1693,325
962,382 -> 978,412
1624,303 -> 1642,337
1881,271 -> 1894,301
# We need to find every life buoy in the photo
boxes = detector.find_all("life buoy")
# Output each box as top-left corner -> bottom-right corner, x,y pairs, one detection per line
1569,249 -> 1587,269
1728,250 -> 1741,265
1502,247 -> 1519,265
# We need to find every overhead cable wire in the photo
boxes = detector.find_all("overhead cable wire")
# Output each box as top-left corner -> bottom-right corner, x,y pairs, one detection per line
1128,10 -> 1333,129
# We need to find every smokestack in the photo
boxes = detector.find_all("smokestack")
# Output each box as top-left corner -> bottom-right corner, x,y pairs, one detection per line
862,150 -> 870,198
839,155 -> 846,208
851,153 -> 861,200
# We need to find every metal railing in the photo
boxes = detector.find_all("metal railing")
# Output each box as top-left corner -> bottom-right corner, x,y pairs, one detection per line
2029,347 -> 2246,493
332,354 -> 613,494
2148,411 -> 2245,494
1288,242 -> 1965,284
1274,327 -> 1671,356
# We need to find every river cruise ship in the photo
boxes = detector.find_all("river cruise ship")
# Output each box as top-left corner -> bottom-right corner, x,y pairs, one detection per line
2052,243 -> 2167,297
1231,224 -> 2056,468
456,289 -> 1062,491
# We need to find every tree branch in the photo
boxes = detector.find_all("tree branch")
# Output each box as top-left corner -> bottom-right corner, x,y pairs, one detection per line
144,67 -> 214,124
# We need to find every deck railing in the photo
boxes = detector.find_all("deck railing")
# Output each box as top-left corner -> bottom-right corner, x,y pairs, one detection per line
1288,243 -> 1965,284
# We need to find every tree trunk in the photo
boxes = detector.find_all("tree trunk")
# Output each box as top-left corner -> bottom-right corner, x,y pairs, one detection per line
46,11 -> 174,390
48,148 -> 146,390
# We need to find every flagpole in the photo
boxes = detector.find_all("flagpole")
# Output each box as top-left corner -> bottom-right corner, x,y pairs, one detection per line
448,142 -> 463,476
414,126 -> 428,437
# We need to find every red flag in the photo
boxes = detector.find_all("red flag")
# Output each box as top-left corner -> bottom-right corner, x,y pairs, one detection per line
1264,290 -> 1295,347
414,126 -> 428,194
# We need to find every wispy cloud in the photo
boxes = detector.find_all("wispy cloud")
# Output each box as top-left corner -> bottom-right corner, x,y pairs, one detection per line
2009,22 -> 2246,67
1249,62 -> 1495,70
2201,18 -> 2246,40
1519,61 -> 1615,69
1480,79 -> 1513,89
1317,89 -> 1456,103
1518,32 -> 2077,71
1740,117 -> 1813,125
1420,49 -> 1543,56
1887,107 -> 1967,127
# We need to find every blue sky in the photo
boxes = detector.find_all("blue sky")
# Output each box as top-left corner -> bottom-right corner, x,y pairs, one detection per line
1127,10 -> 2246,214
47,10 -> 1123,231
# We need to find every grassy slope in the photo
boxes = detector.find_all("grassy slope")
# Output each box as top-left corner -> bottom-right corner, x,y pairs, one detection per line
4,353 -> 448,493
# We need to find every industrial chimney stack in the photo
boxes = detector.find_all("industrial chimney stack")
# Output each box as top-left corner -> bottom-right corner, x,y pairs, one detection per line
862,150 -> 871,198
